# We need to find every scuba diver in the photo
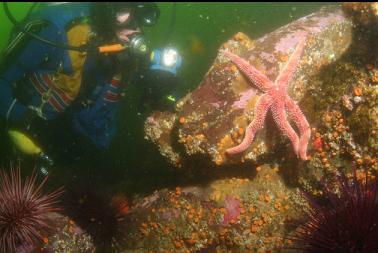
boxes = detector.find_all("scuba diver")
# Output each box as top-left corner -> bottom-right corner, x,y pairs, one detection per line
0,3 -> 182,172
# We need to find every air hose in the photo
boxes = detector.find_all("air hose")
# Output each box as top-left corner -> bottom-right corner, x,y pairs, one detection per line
3,2 -> 95,52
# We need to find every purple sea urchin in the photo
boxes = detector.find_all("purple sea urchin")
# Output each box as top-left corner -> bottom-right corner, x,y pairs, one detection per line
292,169 -> 378,253
0,167 -> 63,253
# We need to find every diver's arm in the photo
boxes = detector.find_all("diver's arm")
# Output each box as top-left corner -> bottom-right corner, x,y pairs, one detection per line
0,23 -> 63,123
72,76 -> 122,150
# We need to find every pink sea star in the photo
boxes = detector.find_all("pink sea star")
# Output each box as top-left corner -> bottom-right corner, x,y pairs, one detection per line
223,36 -> 311,160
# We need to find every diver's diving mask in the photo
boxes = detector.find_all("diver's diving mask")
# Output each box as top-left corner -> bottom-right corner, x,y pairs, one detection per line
134,3 -> 160,26
111,3 -> 159,57
115,3 -> 159,28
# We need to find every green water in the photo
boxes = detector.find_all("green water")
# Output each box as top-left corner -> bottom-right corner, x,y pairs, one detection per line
0,2 -> 336,190
0,2 -> 336,191
147,2 -> 336,92
0,2 -> 33,50
1,2 -> 335,92
0,0 -> 332,220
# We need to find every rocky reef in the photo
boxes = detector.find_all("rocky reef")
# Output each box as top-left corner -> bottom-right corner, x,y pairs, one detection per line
122,165 -> 306,253
41,213 -> 95,253
41,4 -> 378,253
136,5 -> 377,253
144,6 -> 353,171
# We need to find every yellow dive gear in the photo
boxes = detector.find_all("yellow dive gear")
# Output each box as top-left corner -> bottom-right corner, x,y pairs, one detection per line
7,129 -> 42,155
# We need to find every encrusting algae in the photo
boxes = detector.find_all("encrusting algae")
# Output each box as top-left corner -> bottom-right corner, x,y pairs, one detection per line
121,165 -> 307,252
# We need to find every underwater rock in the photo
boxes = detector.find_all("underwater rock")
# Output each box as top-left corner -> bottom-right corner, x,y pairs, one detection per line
145,6 -> 353,168
41,212 -> 95,253
296,64 -> 378,194
342,2 -> 378,28
144,112 -> 182,167
348,85 -> 378,152
121,165 -> 306,253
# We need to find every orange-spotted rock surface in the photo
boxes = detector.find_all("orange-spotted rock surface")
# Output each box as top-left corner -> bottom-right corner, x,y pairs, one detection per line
145,6 -> 353,170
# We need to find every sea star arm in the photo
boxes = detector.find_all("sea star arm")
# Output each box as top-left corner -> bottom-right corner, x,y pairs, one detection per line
226,94 -> 272,155
223,51 -> 274,92
275,36 -> 307,89
285,95 -> 311,160
271,101 -> 300,157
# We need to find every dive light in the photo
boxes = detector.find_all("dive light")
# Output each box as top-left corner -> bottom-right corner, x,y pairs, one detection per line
150,47 -> 182,75
162,48 -> 179,67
